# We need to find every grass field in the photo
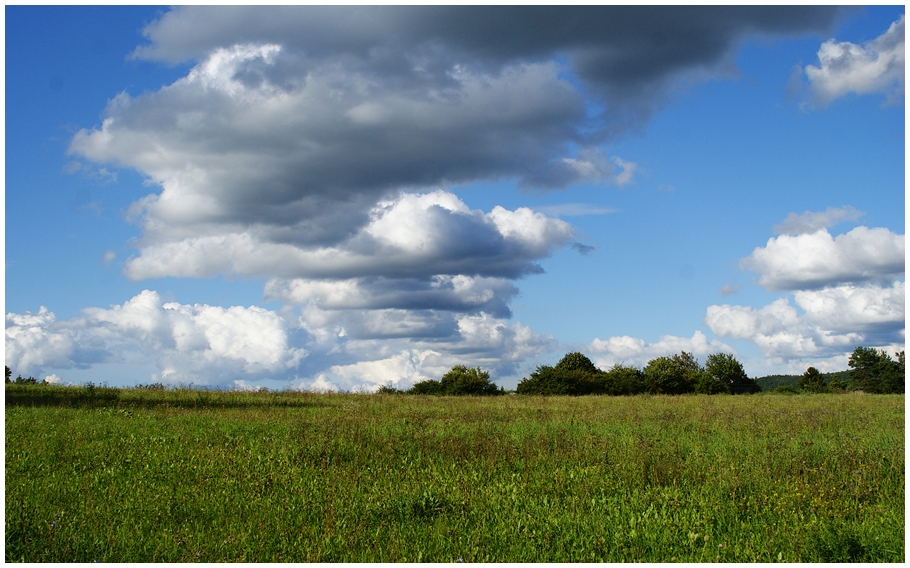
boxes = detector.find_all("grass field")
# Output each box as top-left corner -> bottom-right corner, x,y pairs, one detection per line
5,384 -> 904,562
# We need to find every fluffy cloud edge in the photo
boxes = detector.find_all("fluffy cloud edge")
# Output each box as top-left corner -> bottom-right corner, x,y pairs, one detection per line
803,14 -> 904,107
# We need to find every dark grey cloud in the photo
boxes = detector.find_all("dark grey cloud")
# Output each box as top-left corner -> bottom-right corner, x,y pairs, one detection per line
136,6 -> 841,85
134,6 -> 841,127
264,275 -> 518,318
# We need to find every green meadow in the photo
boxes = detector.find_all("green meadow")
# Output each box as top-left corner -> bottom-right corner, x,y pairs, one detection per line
5,384 -> 904,562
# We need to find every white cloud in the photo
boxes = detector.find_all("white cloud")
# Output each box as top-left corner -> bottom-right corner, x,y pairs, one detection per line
804,15 -> 904,107
586,330 -> 735,370
794,281 -> 904,336
705,282 -> 904,362
264,274 -> 517,318
740,226 -> 904,291
6,291 -> 556,391
69,47 -> 586,268
6,291 -> 307,385
772,206 -> 864,236
5,308 -> 81,372
321,350 -> 439,392
120,190 -> 574,284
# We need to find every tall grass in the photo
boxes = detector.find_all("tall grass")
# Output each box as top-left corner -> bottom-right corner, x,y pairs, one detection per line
5,385 -> 904,562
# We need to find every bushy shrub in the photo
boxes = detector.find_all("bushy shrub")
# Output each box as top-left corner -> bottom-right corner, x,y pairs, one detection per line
642,353 -> 698,395
516,353 -> 606,395
555,352 -> 600,375
439,365 -> 503,396
375,383 -> 401,395
407,379 -> 444,395
600,364 -> 646,395
406,365 -> 502,396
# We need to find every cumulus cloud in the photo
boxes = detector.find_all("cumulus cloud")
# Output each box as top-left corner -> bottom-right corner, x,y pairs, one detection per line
68,6 -> 839,289
264,275 -> 518,318
119,190 -> 573,282
6,291 -> 555,390
5,308 -> 84,372
132,7 -> 839,111
585,330 -> 735,370
772,206 -> 864,236
740,226 -> 904,292
6,291 -> 307,385
803,14 -> 904,107
706,281 -> 904,362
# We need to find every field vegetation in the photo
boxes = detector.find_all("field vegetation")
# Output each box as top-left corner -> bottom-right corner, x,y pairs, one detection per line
6,383 -> 904,562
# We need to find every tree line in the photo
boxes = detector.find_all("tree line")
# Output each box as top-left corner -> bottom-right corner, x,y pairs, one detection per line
380,346 -> 904,396
6,345 -> 903,395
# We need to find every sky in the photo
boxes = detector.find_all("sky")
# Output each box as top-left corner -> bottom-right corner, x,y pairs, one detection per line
4,5 -> 905,392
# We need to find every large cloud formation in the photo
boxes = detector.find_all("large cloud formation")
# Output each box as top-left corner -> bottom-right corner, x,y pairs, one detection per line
707,209 -> 904,370
740,226 -> 904,292
5,291 -> 555,391
40,7 -> 855,388
68,6 -> 840,287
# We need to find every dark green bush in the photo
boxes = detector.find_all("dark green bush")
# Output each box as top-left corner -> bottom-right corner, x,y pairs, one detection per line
642,353 -> 697,395
600,364 -> 646,396
517,352 -> 607,395
439,365 -> 503,396
693,371 -> 729,395
407,379 -> 444,395
406,365 -> 502,396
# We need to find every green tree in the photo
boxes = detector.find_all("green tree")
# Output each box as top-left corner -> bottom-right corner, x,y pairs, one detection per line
516,365 -> 593,395
693,370 -> 729,394
516,352 -> 606,395
555,352 -> 600,375
642,352 -> 698,395
827,375 -> 848,391
799,367 -> 828,393
600,364 -> 646,396
439,365 -> 503,396
704,353 -> 757,394
5,366 -> 11,384
848,347 -> 905,394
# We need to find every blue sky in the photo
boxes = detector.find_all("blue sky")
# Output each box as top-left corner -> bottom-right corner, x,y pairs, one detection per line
5,6 -> 905,391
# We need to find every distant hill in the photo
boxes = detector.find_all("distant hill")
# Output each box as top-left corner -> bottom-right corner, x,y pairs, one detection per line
755,370 -> 854,392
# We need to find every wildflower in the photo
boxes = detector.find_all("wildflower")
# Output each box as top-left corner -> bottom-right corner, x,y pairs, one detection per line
456,558 -> 464,563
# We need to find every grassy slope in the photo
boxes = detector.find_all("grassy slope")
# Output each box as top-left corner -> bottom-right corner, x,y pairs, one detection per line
5,385 -> 904,562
